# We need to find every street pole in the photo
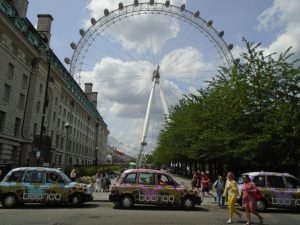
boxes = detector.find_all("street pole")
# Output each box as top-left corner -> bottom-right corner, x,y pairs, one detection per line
38,48 -> 52,166
64,122 -> 70,168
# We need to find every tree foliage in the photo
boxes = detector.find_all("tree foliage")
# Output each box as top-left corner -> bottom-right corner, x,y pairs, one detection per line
152,40 -> 300,174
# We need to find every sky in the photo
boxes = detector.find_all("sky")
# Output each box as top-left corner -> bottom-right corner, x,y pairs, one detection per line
26,0 -> 300,157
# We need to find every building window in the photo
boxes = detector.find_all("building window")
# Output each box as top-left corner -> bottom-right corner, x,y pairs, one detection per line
7,63 -> 14,79
56,135 -> 59,147
33,123 -> 37,136
53,112 -> 56,122
0,110 -> 6,132
14,117 -> 21,137
18,93 -> 25,110
11,44 -> 18,56
57,118 -> 60,129
3,84 -> 11,102
36,101 -> 41,113
11,146 -> 18,160
22,74 -> 28,89
60,137 -> 64,149
55,97 -> 58,105
39,83 -> 43,94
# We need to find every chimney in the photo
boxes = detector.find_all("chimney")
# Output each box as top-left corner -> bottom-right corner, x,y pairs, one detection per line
90,92 -> 98,108
37,14 -> 53,44
13,0 -> 28,18
84,83 -> 93,94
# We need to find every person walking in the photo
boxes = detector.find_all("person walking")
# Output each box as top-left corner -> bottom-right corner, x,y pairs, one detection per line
223,172 -> 242,224
213,175 -> 225,207
95,172 -> 102,192
70,169 -> 77,182
201,171 -> 216,201
191,171 -> 201,191
240,175 -> 263,225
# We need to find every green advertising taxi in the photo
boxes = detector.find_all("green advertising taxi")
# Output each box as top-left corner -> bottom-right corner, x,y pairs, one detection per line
0,167 -> 93,208
109,169 -> 201,210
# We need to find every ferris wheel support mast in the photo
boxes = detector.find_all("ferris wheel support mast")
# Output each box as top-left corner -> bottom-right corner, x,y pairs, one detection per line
137,65 -> 162,168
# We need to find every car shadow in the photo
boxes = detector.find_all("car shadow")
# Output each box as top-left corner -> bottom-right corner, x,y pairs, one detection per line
113,204 -> 209,212
1,203 -> 99,210
263,208 -> 300,214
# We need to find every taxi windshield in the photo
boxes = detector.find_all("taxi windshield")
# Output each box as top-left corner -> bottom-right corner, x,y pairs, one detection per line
59,171 -> 72,183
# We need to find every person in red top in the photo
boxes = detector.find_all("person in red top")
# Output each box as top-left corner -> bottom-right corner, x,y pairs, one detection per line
201,171 -> 216,201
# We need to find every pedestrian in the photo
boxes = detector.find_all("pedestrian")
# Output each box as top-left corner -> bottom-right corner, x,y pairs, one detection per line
201,171 -> 216,201
191,171 -> 200,190
95,172 -> 102,192
213,175 -> 225,207
104,173 -> 111,192
240,175 -> 263,225
223,172 -> 242,224
70,169 -> 77,182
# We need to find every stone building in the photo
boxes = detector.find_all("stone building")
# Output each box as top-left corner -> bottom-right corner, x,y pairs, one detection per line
0,0 -> 109,171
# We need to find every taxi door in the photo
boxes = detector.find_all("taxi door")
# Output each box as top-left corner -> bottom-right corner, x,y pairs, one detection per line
22,170 -> 47,203
136,172 -> 157,204
44,171 -> 69,203
156,173 -> 179,205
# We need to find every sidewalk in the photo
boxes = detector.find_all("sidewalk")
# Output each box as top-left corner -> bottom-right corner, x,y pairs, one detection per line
93,173 -> 219,206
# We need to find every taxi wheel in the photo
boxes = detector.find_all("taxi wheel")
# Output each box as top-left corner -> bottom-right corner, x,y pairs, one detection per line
70,194 -> 83,207
2,194 -> 18,208
182,196 -> 195,210
121,195 -> 134,209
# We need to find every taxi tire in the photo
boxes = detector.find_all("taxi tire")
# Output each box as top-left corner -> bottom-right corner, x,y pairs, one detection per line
182,196 -> 195,210
69,193 -> 83,207
2,194 -> 18,208
121,195 -> 134,209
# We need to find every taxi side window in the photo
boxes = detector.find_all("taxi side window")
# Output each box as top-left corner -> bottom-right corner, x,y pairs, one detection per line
47,172 -> 64,183
159,174 -> 174,185
253,175 -> 265,187
285,177 -> 300,189
123,173 -> 137,184
139,173 -> 155,185
7,171 -> 24,182
24,171 -> 44,183
267,176 -> 285,188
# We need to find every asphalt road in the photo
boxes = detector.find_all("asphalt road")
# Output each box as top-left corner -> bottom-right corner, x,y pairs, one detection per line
0,201 -> 300,225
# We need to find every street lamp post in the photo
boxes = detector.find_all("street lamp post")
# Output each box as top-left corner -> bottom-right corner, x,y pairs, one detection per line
64,122 -> 71,168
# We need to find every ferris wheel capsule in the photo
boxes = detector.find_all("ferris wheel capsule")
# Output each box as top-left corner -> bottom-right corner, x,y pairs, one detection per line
119,2 -> 124,10
165,0 -> 170,7
150,0 -> 154,6
79,29 -> 85,37
180,4 -> 185,11
194,11 -> 200,18
104,9 -> 110,16
134,0 -> 139,6
227,44 -> 234,50
207,20 -> 213,26
91,17 -> 96,25
218,31 -> 224,37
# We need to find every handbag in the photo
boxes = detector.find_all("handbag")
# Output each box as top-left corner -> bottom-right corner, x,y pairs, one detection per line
251,183 -> 262,201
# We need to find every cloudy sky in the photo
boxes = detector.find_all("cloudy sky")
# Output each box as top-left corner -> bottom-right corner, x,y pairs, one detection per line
27,0 -> 300,157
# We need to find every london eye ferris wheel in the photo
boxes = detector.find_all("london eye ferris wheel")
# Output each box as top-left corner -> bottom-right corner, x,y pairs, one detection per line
66,0 -> 234,164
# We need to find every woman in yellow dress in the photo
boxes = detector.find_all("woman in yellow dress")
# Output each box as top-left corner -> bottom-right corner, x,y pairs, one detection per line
223,172 -> 242,224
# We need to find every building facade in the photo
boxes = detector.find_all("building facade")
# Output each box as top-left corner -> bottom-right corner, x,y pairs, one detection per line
0,0 -> 109,172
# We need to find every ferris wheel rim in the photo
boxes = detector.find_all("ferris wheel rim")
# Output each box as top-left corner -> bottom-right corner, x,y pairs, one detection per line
68,2 -> 234,77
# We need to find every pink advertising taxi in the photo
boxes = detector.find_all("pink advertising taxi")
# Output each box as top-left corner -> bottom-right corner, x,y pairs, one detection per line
109,169 -> 201,210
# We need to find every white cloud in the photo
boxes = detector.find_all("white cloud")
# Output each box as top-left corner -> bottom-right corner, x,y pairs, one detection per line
257,0 -> 300,58
81,46 -> 211,154
85,0 -> 186,54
